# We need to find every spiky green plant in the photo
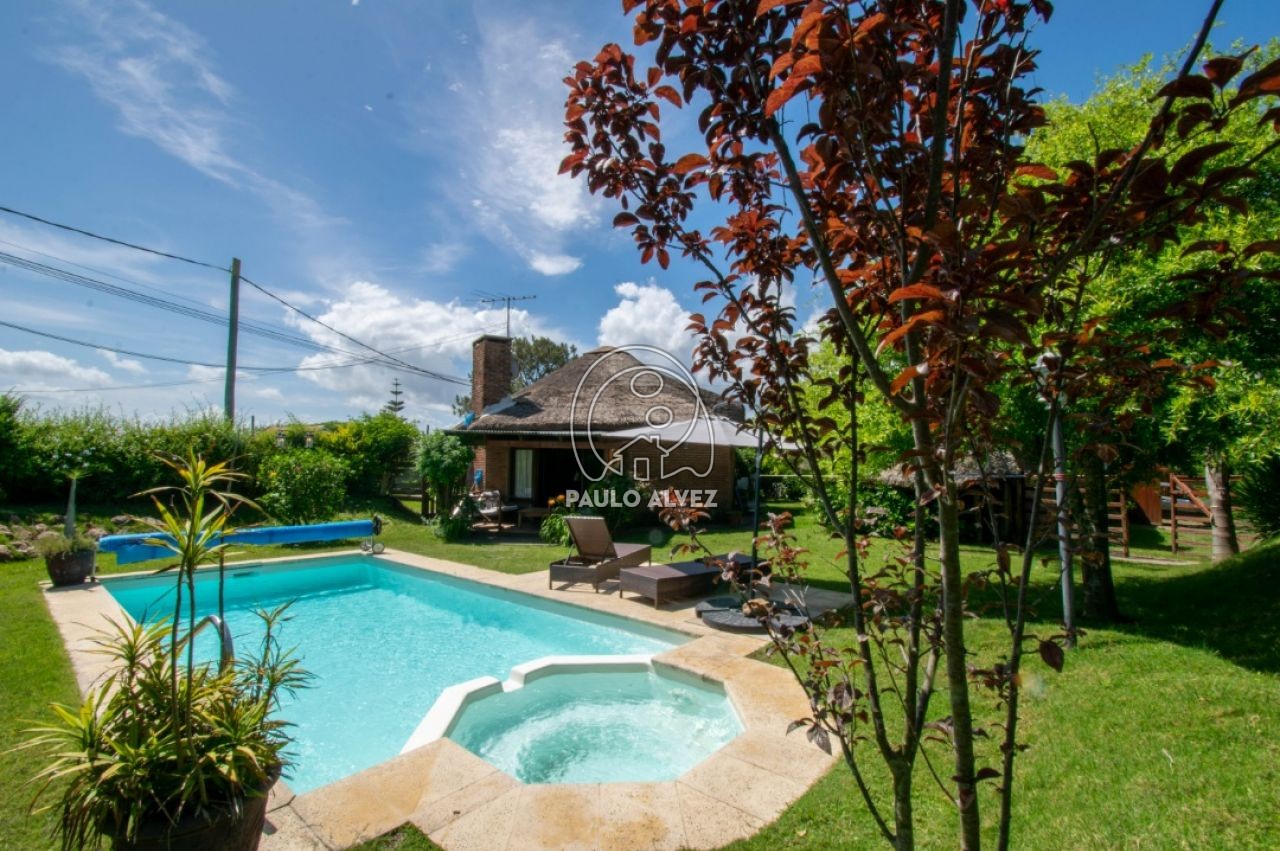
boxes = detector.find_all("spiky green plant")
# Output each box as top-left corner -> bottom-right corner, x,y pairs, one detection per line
17,452 -> 309,850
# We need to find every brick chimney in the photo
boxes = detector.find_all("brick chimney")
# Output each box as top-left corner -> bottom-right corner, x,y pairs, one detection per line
472,335 -> 512,416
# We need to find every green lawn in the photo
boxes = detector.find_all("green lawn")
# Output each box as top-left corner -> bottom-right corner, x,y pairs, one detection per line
2,498 -> 1276,848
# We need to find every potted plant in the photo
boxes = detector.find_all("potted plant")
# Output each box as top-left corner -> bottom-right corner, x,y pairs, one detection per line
39,449 -> 100,586
35,532 -> 97,587
21,452 -> 309,850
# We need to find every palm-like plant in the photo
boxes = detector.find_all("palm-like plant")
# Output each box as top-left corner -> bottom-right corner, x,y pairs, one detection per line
20,452 -> 309,851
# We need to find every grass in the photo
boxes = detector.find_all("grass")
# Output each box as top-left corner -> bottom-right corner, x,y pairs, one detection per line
2,496 -> 1277,848
726,543 -> 1280,849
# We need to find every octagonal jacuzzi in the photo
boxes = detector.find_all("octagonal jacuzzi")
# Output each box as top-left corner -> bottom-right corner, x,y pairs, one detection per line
401,656 -> 742,784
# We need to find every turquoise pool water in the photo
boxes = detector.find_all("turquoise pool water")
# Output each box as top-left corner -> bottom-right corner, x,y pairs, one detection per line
448,667 -> 742,783
104,556 -> 687,793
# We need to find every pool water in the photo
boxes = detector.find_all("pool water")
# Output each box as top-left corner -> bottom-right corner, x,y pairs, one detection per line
104,556 -> 687,793
447,668 -> 742,783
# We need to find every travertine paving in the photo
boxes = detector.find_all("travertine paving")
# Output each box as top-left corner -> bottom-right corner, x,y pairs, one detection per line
42,548 -> 847,850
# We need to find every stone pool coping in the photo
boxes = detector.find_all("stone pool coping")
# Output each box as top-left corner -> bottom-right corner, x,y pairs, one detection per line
41,548 -> 850,850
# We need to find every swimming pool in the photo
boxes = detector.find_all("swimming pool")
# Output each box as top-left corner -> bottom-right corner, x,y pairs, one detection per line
103,555 -> 689,793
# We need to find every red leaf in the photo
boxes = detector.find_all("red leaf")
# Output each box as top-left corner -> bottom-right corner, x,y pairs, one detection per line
1244,239 -> 1280,258
1169,141 -> 1232,184
653,85 -> 682,108
887,284 -> 946,303
876,310 -> 946,354
1039,640 -> 1064,672
765,74 -> 808,117
1203,54 -> 1245,88
1155,75 -> 1214,100
613,212 -> 639,228
756,0 -> 807,16
889,363 -> 921,395
673,153 -> 709,175
1015,163 -> 1057,181
975,767 -> 1002,783
1232,57 -> 1280,104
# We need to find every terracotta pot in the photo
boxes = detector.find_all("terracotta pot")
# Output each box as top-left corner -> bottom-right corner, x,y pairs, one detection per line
44,550 -> 95,586
111,773 -> 277,851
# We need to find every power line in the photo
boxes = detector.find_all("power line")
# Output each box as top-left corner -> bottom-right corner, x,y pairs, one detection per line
0,205 -> 229,273
0,204 -> 475,387
0,235 -> 221,315
0,250 -> 370,359
0,318 -> 383,373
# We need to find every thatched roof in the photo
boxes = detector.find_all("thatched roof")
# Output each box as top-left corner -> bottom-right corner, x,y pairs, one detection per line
453,346 -> 741,435
878,451 -> 1025,488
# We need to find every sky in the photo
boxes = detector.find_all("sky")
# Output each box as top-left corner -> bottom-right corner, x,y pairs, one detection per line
1,0 -> 1276,428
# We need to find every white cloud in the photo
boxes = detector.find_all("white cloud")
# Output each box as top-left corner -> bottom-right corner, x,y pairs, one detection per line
598,282 -> 696,360
99,349 -> 148,374
48,0 -> 344,235
0,349 -> 113,389
528,251 -> 582,277
407,15 -> 597,276
283,279 -> 566,419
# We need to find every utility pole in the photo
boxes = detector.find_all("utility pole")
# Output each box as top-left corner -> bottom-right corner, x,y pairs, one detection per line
478,293 -> 536,336
224,257 -> 241,422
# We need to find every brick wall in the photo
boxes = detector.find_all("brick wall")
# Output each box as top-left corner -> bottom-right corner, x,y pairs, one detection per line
471,336 -> 512,416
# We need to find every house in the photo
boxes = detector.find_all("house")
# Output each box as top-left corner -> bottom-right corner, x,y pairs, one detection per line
449,336 -> 742,512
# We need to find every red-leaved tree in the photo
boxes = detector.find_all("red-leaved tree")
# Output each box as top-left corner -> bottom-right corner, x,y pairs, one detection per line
564,1 -> 1279,847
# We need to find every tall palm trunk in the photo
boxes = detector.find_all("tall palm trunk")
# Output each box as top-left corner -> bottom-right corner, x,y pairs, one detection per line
1204,455 -> 1239,563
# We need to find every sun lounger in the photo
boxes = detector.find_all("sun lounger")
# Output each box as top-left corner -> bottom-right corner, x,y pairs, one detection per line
548,516 -> 651,592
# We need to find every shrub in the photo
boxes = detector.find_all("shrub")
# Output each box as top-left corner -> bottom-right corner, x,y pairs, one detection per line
580,472 -> 646,530
257,450 -> 348,524
432,494 -> 478,541
418,431 -> 472,516
1237,456 -> 1280,540
317,413 -> 420,496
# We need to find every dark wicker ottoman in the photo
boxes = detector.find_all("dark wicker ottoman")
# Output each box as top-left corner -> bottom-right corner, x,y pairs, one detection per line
619,560 -> 721,608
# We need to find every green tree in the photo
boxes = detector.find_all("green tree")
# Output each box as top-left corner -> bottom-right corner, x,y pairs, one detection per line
511,336 -> 578,390
383,378 -> 406,415
417,431 -> 472,517
1027,43 -> 1280,564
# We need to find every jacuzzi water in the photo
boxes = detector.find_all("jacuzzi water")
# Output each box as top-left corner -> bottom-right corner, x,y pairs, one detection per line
103,556 -> 688,793
448,667 -> 741,783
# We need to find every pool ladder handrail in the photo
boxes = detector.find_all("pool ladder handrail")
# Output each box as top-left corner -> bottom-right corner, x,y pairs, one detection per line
192,614 -> 235,672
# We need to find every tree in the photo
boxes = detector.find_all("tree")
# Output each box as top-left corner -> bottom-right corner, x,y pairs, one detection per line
1026,43 -> 1280,564
383,378 -> 406,415
417,430 -> 472,517
451,335 -> 579,416
512,336 -> 578,390
564,2 -> 1278,847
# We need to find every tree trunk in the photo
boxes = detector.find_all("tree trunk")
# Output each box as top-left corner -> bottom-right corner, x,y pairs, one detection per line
1204,456 -> 1239,563
937,484 -> 982,849
1078,453 -> 1123,622
892,759 -> 915,851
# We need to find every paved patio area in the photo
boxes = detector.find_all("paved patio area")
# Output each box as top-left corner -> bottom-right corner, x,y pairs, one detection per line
42,548 -> 850,850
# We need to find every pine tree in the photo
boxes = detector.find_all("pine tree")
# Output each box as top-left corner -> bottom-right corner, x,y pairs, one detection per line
383,379 -> 405,416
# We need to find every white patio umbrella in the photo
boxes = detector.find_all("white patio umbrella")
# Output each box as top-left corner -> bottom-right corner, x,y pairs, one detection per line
602,416 -> 795,565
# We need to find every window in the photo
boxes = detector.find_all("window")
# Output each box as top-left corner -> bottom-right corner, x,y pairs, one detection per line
513,449 -> 533,500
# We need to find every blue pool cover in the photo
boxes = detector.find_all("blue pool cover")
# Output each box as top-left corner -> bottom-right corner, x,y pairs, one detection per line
98,519 -> 378,565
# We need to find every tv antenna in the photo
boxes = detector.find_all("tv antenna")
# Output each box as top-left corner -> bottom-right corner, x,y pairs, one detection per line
477,293 -> 537,336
